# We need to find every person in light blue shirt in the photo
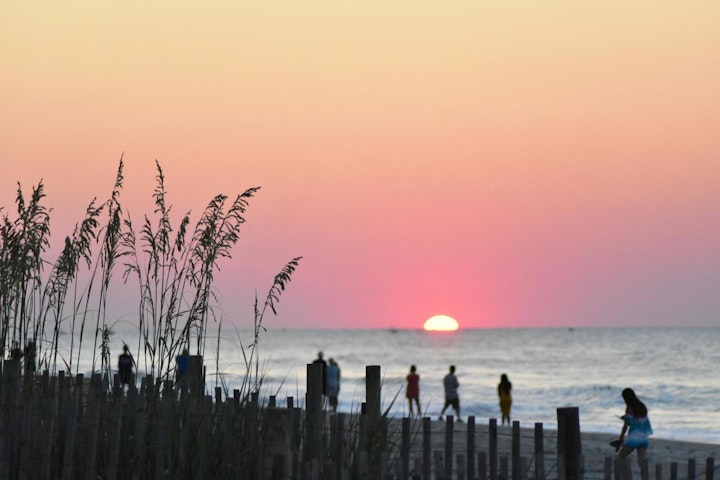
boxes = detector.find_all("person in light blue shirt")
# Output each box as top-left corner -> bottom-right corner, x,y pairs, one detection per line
615,388 -> 653,480
326,358 -> 340,412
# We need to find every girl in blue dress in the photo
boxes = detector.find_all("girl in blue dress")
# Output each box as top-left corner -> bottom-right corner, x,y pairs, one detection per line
615,388 -> 653,480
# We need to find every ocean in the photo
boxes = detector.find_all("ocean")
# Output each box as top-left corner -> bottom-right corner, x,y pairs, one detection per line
56,326 -> 719,444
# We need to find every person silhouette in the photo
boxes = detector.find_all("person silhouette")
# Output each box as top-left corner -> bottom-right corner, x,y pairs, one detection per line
118,344 -> 134,388
312,351 -> 328,403
498,373 -> 512,425
176,348 -> 190,387
614,388 -> 653,480
439,365 -> 461,422
406,365 -> 421,417
326,358 -> 341,412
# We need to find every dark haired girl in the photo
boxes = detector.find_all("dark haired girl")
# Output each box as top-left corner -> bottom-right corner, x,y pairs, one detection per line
615,388 -> 653,480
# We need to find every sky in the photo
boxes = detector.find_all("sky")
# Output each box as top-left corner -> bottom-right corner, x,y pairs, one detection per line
1,1 -> 719,330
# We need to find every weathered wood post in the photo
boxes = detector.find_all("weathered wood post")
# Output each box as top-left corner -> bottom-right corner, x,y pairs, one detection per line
434,450 -> 444,480
706,458 -> 715,480
445,416 -> 454,479
458,453 -> 467,480
41,374 -> 58,479
62,373 -> 83,480
0,359 -> 21,478
332,412 -> 345,479
366,365 -> 382,480
535,423 -> 545,480
499,456 -> 509,480
489,418 -> 498,480
305,362 -> 323,463
402,417 -> 411,479
478,452 -> 487,480
423,416 -> 432,480
605,457 -> 613,480
688,459 -> 696,480
83,374 -> 104,480
130,377 -> 148,480
467,416 -> 476,480
641,456 -> 649,480
18,363 -> 35,480
511,421 -> 521,480
557,407 -> 582,480
106,392 -> 124,480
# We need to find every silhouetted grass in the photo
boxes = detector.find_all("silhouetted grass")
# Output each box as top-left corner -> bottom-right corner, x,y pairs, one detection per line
1,157 -> 301,392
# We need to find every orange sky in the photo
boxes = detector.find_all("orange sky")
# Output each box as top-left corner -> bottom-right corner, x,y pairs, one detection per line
1,1 -> 719,329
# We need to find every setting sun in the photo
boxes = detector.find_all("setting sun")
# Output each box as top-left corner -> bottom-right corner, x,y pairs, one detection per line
423,315 -> 459,331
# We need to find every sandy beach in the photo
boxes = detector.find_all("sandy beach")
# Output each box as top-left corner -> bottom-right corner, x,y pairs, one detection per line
396,418 -> 719,480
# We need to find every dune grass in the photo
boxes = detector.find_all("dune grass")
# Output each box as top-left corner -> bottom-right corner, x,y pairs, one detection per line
0,157 -> 301,396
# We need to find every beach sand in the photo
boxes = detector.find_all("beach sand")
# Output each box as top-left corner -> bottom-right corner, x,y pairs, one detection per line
394,418 -> 719,480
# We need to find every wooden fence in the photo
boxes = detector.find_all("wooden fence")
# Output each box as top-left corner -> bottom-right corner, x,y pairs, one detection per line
0,361 -> 716,480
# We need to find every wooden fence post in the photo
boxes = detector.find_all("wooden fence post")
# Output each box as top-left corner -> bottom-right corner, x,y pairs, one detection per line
458,453 -> 466,480
366,365 -> 382,480
62,375 -> 82,480
604,457 -> 612,480
557,407 -> 582,480
499,456 -> 509,480
489,418 -> 498,480
402,417 -> 411,480
305,362 -> 323,464
535,422 -> 545,480
41,374 -> 58,479
84,377 -> 103,480
445,416 -> 454,479
106,395 -> 124,480
511,421 -> 521,480
434,450 -> 444,480
467,416 -> 476,480
478,452 -> 487,480
688,459 -> 697,480
1,360 -> 22,478
423,416 -> 432,480
706,458 -> 715,480
130,383 -> 147,480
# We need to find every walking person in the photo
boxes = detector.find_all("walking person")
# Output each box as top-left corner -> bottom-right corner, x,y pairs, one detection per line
406,365 -> 421,417
326,358 -> 341,412
498,373 -> 512,425
438,365 -> 461,422
613,388 -> 653,480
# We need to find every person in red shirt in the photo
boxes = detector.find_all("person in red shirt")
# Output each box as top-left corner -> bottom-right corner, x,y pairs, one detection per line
406,365 -> 421,417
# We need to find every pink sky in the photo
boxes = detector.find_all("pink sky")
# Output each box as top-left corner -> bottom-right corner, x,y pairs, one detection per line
1,1 -> 719,329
